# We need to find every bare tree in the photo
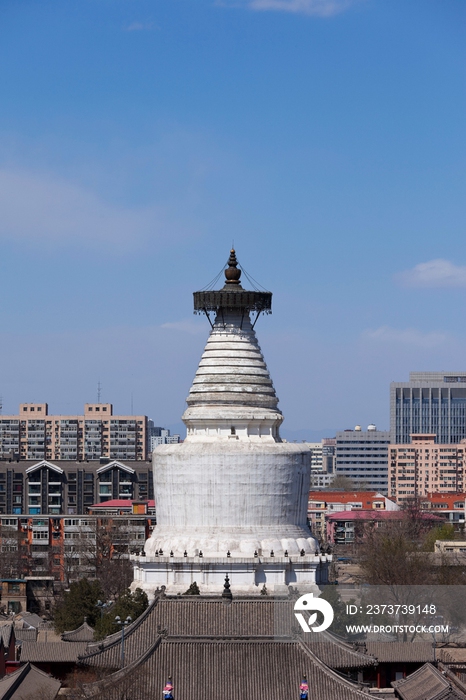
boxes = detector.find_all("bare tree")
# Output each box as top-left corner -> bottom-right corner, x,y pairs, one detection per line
0,523 -> 29,579
60,518 -> 133,599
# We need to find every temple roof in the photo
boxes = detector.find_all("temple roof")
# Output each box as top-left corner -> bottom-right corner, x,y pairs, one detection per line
0,662 -> 61,700
78,593 -> 376,700
80,636 -> 371,700
62,620 -> 95,642
392,662 -> 466,700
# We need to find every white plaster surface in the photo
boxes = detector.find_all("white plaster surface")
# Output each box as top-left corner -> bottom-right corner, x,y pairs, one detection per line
145,441 -> 316,557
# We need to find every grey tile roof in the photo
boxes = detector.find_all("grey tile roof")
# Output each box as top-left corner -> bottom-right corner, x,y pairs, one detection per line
77,594 -> 382,700
440,648 -> 466,665
83,595 -> 376,671
80,595 -> 466,699
16,613 -> 43,629
0,662 -> 61,700
301,633 -> 377,669
62,621 -> 95,642
365,641 -> 435,663
0,625 -> 13,648
80,636 -> 372,700
86,596 -> 295,651
392,662 -> 466,700
13,626 -> 37,642
20,641 -> 89,663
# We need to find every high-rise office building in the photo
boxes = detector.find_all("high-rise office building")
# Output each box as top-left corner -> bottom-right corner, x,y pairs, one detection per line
391,372 -> 466,444
0,403 -> 149,461
335,425 -> 390,494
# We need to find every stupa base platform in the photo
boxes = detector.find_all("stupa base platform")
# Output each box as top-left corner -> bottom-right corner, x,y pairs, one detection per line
130,553 -> 331,597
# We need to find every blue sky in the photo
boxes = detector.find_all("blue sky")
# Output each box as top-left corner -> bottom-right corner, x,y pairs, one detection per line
0,0 -> 465,438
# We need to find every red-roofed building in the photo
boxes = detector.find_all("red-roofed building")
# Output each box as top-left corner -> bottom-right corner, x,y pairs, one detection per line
326,510 -> 442,545
87,499 -> 155,515
308,491 -> 399,541
421,492 -> 466,528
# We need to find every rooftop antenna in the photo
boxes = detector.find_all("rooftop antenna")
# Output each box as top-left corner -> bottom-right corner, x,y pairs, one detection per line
0,396 -> 2,415
97,381 -> 102,403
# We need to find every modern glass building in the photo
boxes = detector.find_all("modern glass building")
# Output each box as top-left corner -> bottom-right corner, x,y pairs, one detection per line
390,372 -> 466,444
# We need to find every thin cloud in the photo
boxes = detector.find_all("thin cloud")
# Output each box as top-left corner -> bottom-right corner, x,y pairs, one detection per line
0,168 -> 169,251
362,326 -> 450,349
124,21 -> 158,32
218,0 -> 361,17
396,259 -> 466,289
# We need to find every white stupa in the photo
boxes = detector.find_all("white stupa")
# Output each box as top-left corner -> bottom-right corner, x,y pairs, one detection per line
132,250 -> 330,595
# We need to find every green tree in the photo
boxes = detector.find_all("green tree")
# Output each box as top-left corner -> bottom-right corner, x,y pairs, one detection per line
54,578 -> 103,633
422,523 -> 455,552
94,588 -> 149,639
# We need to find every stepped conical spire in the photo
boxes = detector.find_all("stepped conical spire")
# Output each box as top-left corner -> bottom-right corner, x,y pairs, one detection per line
186,311 -> 278,410
183,249 -> 282,441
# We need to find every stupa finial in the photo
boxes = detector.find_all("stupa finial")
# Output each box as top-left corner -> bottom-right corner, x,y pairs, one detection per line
224,248 -> 241,285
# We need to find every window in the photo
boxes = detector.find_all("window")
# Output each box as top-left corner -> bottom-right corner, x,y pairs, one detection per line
1,518 -> 17,527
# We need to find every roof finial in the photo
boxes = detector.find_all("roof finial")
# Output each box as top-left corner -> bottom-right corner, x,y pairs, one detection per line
224,248 -> 241,285
222,574 -> 233,603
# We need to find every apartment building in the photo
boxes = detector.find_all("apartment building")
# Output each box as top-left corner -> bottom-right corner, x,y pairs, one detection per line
0,403 -> 149,461
335,425 -> 390,494
0,456 -> 156,585
0,502 -> 155,585
0,458 -> 154,516
147,424 -> 181,453
322,438 -> 336,474
389,434 -> 465,503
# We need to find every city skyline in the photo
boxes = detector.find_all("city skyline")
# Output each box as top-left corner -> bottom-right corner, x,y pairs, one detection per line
0,1 -> 464,437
